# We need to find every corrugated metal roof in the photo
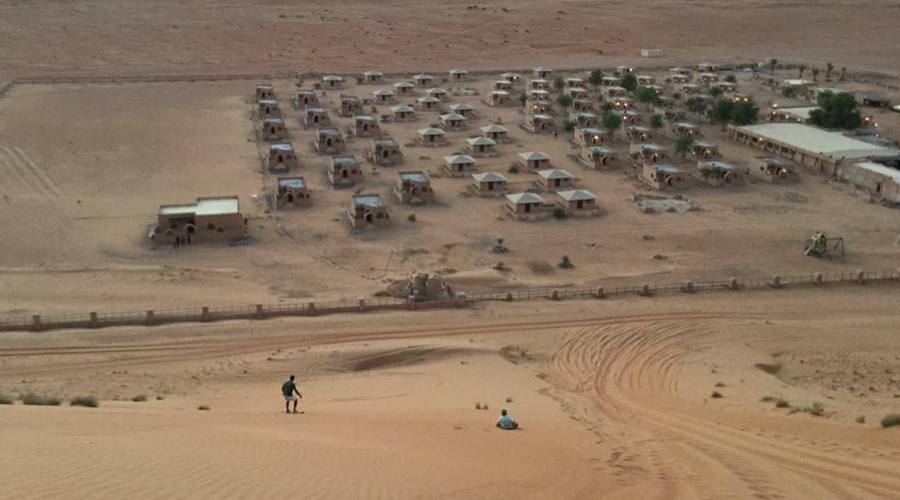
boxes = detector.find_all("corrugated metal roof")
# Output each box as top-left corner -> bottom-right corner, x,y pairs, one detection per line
441,113 -> 466,121
506,192 -> 544,204
278,177 -> 306,189
519,151 -> 551,161
655,164 -> 683,173
557,189 -> 596,201
270,143 -> 294,151
419,127 -> 445,136
481,125 -> 508,133
353,195 -> 382,208
854,161 -> 900,182
159,204 -> 196,216
196,197 -> 240,216
445,154 -> 475,164
538,169 -> 572,179
391,105 -> 415,113
737,123 -> 900,160
467,137 -> 496,146
473,172 -> 506,182
399,171 -> 428,183
394,82 -> 416,88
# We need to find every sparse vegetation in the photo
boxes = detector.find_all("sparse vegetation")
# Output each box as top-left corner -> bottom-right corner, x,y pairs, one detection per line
686,96 -> 707,116
803,402 -> 825,417
881,414 -> 900,428
558,255 -> 574,269
710,391 -> 723,399
197,405 -> 211,411
475,401 -> 489,410
0,393 -> 14,405
775,398 -> 790,408
22,392 -> 62,406
562,119 -> 576,133
760,395 -> 776,403
601,112 -> 622,135
674,135 -> 695,160
505,397 -> 514,403
131,394 -> 148,402
808,91 -> 862,130
552,206 -> 568,219
635,86 -> 659,104
70,395 -> 99,408
553,76 -> 565,90
856,415 -> 866,424
649,113 -> 664,130
715,382 -> 726,388
620,73 -> 637,92
557,94 -> 573,108
588,69 -> 604,89
407,213 -> 417,222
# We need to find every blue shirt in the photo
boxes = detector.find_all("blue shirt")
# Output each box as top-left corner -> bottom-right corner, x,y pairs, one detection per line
498,414 -> 515,429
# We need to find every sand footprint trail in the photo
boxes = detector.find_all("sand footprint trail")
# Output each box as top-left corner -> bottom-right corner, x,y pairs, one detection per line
548,315 -> 900,499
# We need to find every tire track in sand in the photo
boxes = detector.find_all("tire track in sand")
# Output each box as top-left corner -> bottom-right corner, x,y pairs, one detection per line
548,317 -> 900,499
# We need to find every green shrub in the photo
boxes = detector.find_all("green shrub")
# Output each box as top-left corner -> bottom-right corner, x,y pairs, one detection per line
775,398 -> 790,408
710,391 -> 723,399
804,402 -> 825,417
881,414 -> 900,428
71,396 -> 99,408
0,393 -> 14,405
22,392 -> 62,406
131,394 -> 148,402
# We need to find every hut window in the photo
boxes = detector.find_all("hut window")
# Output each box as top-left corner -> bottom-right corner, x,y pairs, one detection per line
207,223 -> 216,230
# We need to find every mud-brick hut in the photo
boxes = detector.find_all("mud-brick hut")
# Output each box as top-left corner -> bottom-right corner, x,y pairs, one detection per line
538,169 -> 575,190
353,115 -> 381,138
669,73 -> 691,85
274,177 -> 311,208
579,146 -> 619,169
314,127 -> 346,155
427,87 -> 449,101
295,89 -> 319,109
257,99 -> 281,119
574,127 -> 608,147
394,81 -> 416,96
328,155 -> 362,187
672,121 -> 701,137
448,68 -> 469,81
517,151 -> 552,171
370,137 -> 403,166
348,194 -> 390,228
255,83 -> 275,101
556,189 -> 598,215
493,80 -> 513,92
480,124 -> 510,143
362,71 -> 384,84
570,112 -> 598,128
322,75 -> 345,89
690,140 -> 720,160
304,107 -> 331,128
571,98 -> 594,112
696,160 -> 743,186
505,192 -> 546,220
642,163 -> 688,190
266,143 -> 299,173
413,73 -> 435,87
605,85 -> 628,98
501,72 -> 522,83
394,171 -> 435,205
471,172 -> 507,195
637,75 -> 656,86
534,66 -> 553,79
390,105 -> 416,122
373,89 -> 396,104
417,127 -> 448,146
753,157 -> 796,183
154,196 -> 244,245
565,77 -> 585,88
565,87 -> 588,99
339,95 -> 364,117
440,113 -> 468,131
530,79 -> 550,90
443,154 -> 476,177
465,137 -> 498,158
449,103 -> 476,118
627,125 -> 653,142
416,96 -> 443,112
261,118 -> 288,141
600,76 -> 619,87
523,113 -> 555,134
487,90 -> 512,107
631,143 -> 668,163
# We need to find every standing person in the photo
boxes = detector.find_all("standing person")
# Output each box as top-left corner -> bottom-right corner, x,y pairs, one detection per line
281,375 -> 302,414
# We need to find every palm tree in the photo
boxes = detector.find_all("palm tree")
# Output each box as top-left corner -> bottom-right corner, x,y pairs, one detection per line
825,62 -> 834,82
811,67 -> 820,82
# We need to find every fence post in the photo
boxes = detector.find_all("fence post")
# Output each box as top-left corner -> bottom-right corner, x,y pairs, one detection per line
729,277 -> 739,290
505,292 -> 514,302
814,273 -> 824,285
201,306 -> 210,321
682,281 -> 695,293
455,292 -> 467,306
551,290 -> 560,301
640,284 -> 652,296
31,314 -> 42,332
146,310 -> 155,325
856,269 -> 866,284
769,275 -> 783,288
89,312 -> 99,328
307,302 -> 316,316
594,287 -> 605,299
256,304 -> 265,318
358,299 -> 367,312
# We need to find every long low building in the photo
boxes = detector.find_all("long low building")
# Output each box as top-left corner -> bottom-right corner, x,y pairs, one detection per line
839,161 -> 900,203
730,123 -> 899,174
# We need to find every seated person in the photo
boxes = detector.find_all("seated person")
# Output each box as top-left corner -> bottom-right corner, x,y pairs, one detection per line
496,409 -> 518,430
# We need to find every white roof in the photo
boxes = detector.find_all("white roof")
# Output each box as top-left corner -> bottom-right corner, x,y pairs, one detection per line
501,72 -> 521,78
323,75 -> 344,81
196,198 -> 240,216
783,79 -> 812,86
391,105 -> 415,113
701,160 -> 739,171
481,124 -> 508,133
418,96 -> 441,103
506,192 -> 544,204
466,137 -> 496,146
373,89 -> 395,96
364,71 -> 383,77
473,172 -> 506,182
399,171 -> 428,183
270,143 -> 294,151
445,154 -> 475,165
774,106 -> 818,120
414,74 -> 434,80
854,161 -> 900,183
587,146 -> 613,154
394,81 -> 416,88
159,205 -> 196,216
278,177 -> 306,189
737,123 -> 900,160
441,113 -> 466,121
519,151 -> 551,161
655,164 -> 683,173
354,114 -> 376,122
557,189 -> 595,201
534,66 -> 553,72
538,169 -> 573,180
418,127 -> 445,136
428,87 -> 448,95
352,194 -> 382,208
449,69 -> 468,74
532,113 -> 553,120
450,103 -> 474,111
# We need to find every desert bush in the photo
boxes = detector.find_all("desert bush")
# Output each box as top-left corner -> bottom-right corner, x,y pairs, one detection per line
22,392 -> 62,406
710,391 -> 723,399
407,213 -> 417,222
759,395 -> 776,403
856,415 -> 866,424
804,402 -> 825,417
505,397 -> 514,403
552,206 -> 568,219
881,414 -> 900,428
775,398 -> 790,408
715,382 -> 726,388
131,394 -> 148,402
0,393 -> 14,405
71,396 -> 99,408
197,405 -> 211,411
558,255 -> 574,269
526,260 -> 554,274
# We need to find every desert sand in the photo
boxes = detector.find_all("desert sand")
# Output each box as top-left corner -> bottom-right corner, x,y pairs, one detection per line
2,0 -> 900,498
3,287 -> 900,499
